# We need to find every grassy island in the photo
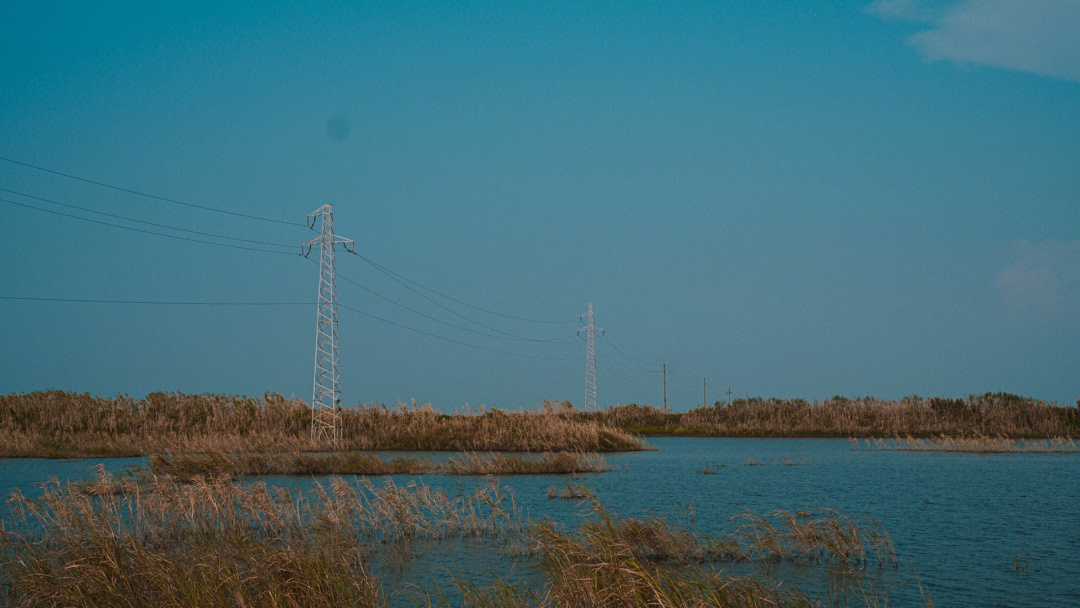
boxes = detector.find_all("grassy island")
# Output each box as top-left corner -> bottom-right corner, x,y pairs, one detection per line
0,391 -> 645,458
2,391 -> 1076,459
584,393 -> 1079,439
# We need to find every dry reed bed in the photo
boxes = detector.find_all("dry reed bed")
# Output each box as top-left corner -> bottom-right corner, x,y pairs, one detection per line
0,391 -> 646,458
587,393 -> 1079,438
862,435 -> 1079,453
150,451 -> 608,480
1,471 -> 913,607
6,391 -> 1070,459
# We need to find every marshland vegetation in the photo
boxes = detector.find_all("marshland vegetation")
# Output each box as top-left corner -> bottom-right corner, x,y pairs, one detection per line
861,435 -> 1079,453
0,469 -> 915,608
3,390 -> 1075,459
150,450 -> 608,480
588,393 -> 1079,439
0,391 -> 644,458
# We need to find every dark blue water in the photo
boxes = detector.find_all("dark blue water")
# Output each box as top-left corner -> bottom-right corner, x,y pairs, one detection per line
2,438 -> 1078,607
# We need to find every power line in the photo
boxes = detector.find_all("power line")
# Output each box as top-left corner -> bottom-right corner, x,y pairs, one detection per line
595,344 -> 664,374
309,254 -> 575,344
1,296 -> 311,306
1,197 -> 297,255
337,265 -> 576,344
599,333 -> 662,369
349,253 -> 569,341
0,155 -> 306,227
592,334 -> 697,388
0,187 -> 296,249
337,302 -> 578,362
353,251 -> 576,325
595,358 -> 661,387
664,367 -> 699,386
2,154 -> 579,329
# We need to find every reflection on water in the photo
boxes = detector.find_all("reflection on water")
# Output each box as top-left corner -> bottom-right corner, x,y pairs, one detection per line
2,437 -> 1078,606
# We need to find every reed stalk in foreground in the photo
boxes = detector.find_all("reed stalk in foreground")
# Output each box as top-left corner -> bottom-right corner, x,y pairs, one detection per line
149,451 -> 608,480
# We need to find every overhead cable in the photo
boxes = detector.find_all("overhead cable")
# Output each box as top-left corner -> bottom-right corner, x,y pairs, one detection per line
353,252 -> 576,325
337,302 -> 579,362
0,155 -> 305,227
596,346 -> 664,373
324,258 -> 576,344
0,187 -> 295,249
595,358 -> 662,387
1,197 -> 297,255
348,253 -> 566,341
1,296 -> 310,306
600,333 -> 662,369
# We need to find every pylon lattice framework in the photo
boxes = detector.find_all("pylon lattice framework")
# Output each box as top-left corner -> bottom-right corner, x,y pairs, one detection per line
578,303 -> 603,411
304,204 -> 354,442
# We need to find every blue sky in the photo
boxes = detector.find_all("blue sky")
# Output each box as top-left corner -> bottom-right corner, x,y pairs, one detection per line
1,1 -> 1077,410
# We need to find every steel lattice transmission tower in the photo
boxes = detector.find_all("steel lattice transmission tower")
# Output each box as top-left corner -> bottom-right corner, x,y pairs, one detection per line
303,204 -> 354,443
578,303 -> 603,411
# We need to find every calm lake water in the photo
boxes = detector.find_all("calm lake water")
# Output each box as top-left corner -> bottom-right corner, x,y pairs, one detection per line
2,437 -> 1078,607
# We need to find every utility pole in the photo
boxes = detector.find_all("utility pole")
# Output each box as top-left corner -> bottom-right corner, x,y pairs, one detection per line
303,204 -> 354,443
703,378 -> 706,408
578,303 -> 603,411
727,386 -> 732,406
662,364 -> 667,411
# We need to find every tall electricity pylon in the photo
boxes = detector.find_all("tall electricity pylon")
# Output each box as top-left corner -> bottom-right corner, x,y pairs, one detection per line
578,303 -> 603,411
303,204 -> 354,443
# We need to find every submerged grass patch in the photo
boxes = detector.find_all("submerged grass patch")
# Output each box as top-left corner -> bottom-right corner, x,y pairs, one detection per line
0,470 -> 517,608
1,471 -> 920,608
150,451 -> 608,480
546,484 -> 590,499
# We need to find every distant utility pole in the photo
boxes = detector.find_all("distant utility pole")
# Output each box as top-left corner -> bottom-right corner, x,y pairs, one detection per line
578,303 -> 603,411
303,204 -> 354,443
703,378 -> 706,408
662,364 -> 668,411
727,386 -> 732,406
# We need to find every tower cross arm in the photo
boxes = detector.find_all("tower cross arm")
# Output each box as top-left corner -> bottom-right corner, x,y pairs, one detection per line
303,235 -> 355,247
302,235 -> 355,257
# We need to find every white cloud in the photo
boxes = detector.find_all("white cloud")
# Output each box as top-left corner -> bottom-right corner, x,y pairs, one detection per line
992,239 -> 1080,314
867,0 -> 1080,82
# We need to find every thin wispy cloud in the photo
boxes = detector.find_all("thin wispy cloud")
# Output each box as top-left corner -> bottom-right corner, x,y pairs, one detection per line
866,0 -> 1080,82
992,239 -> 1080,315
